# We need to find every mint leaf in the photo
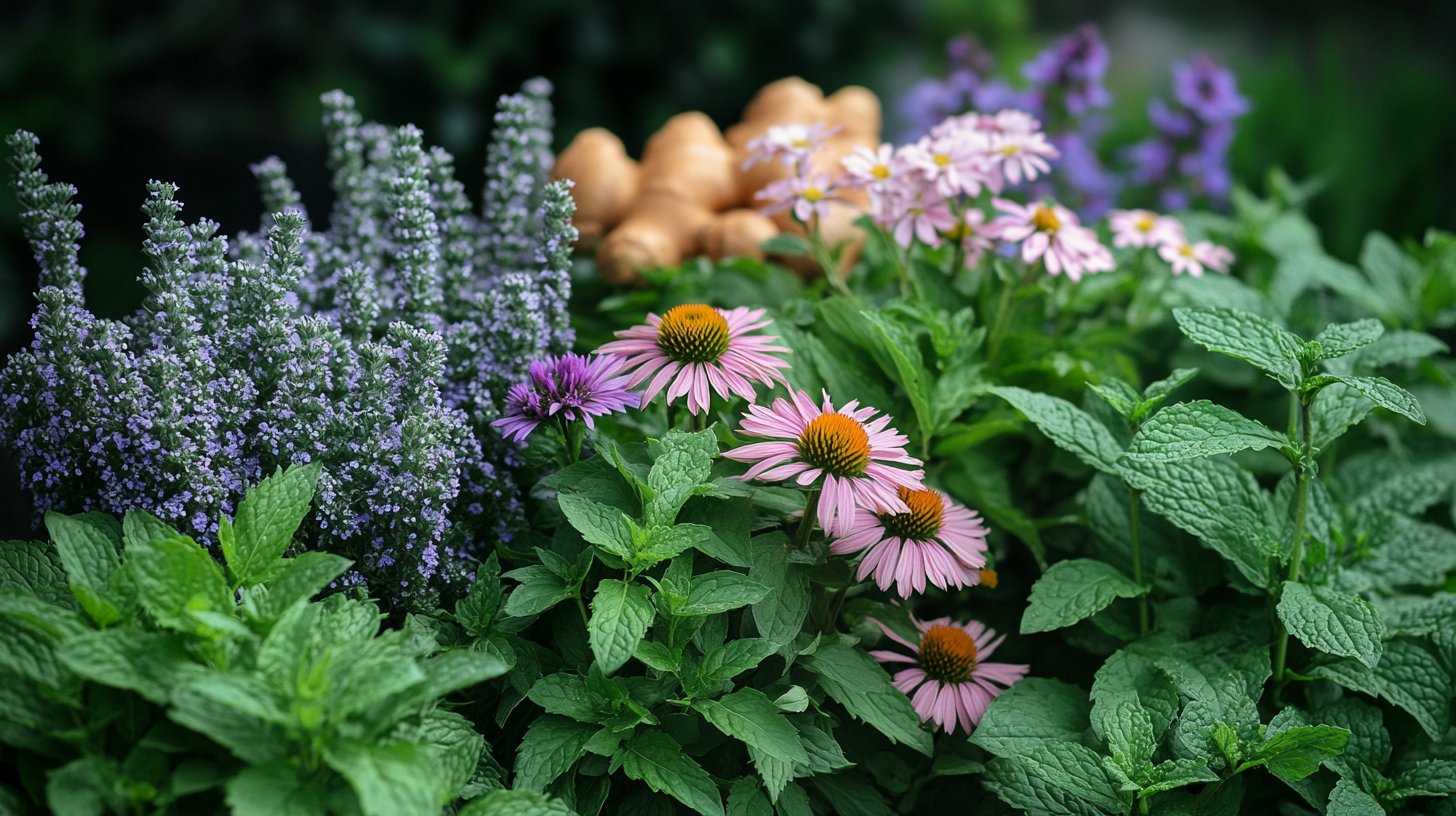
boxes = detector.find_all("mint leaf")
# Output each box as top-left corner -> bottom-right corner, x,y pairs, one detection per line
1327,777 -> 1384,816
1276,582 -> 1385,668
587,579 -> 654,675
990,386 -> 1121,473
1123,401 -> 1286,462
44,510 -> 123,626
694,638 -> 778,693
1346,329 -> 1449,369
225,762 -> 326,816
502,566 -> 572,618
971,678 -> 1091,757
1311,382 -> 1376,449
324,740 -> 443,816
169,682 -> 288,765
253,552 -> 353,620
1090,649 -> 1180,749
557,493 -> 634,558
121,509 -> 179,549
679,498 -> 753,568
1141,367 -> 1200,405
1328,375 -> 1425,424
1238,724 -> 1349,781
1313,319 -> 1384,360
226,463 -> 321,585
695,688 -> 808,764
863,311 -> 934,444
748,534 -> 809,647
803,641 -> 933,756
618,730 -> 725,816
1138,759 -> 1217,796
981,741 -> 1128,816
513,715 -> 593,791
58,628 -> 190,704
460,790 -> 576,816
128,535 -> 232,632
1099,697 -> 1157,773
646,429 -> 717,526
727,777 -> 774,816
1173,307 -> 1303,389
679,571 -> 769,616
0,539 -> 72,609
1392,760 -> 1456,798
1088,379 -> 1140,419
1022,559 -> 1147,634
1311,638 -> 1449,739
527,674 -> 607,723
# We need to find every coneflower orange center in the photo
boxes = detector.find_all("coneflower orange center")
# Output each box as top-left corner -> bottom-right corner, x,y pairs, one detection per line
657,304 -> 730,363
920,625 -> 977,682
1031,205 -> 1061,234
797,413 -> 871,477
879,487 -> 944,540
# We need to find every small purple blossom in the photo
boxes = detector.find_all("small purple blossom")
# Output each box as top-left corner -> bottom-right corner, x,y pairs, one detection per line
493,353 -> 635,443
1021,24 -> 1112,117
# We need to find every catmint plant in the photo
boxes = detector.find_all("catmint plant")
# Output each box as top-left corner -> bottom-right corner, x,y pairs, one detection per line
0,80 -> 575,607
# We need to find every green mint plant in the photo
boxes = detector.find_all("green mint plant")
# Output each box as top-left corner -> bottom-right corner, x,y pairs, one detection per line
0,465 -> 509,815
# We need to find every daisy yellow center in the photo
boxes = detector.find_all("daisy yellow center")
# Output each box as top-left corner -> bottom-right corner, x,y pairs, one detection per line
792,137 -> 813,148
879,487 -> 944,540
1135,215 -> 1155,232
933,153 -> 951,167
656,304 -> 730,363
920,625 -> 977,682
1031,205 -> 1061,234
797,413 -> 871,477
871,164 -> 891,179
997,144 -> 1021,156
802,186 -> 824,202
1178,244 -> 1196,257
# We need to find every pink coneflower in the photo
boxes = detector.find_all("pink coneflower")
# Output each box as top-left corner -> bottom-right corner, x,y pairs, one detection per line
985,198 -> 1114,281
744,122 -> 840,169
1109,209 -> 1184,249
755,174 -> 837,223
724,391 -> 925,537
830,487 -> 989,597
869,616 -> 1028,734
595,305 -> 790,415
1158,239 -> 1234,276
492,353 -> 636,443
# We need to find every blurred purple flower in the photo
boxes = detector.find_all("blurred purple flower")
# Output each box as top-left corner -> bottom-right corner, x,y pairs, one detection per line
1173,54 -> 1250,122
1022,24 -> 1112,116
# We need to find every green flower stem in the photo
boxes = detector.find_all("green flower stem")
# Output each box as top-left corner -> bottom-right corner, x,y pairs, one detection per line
1130,488 -> 1149,636
792,487 -> 821,550
986,264 -> 1036,363
807,215 -> 852,297
557,417 -> 582,466
1272,394 -> 1314,688
821,585 -> 848,634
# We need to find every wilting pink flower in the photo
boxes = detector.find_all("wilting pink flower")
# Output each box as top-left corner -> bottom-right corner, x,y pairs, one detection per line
493,353 -> 636,443
744,122 -> 840,169
756,173 -> 837,222
724,390 -> 925,537
1109,209 -> 1184,249
1158,238 -> 1234,276
986,198 -> 1114,281
869,616 -> 1029,734
830,487 -> 989,597
595,304 -> 790,415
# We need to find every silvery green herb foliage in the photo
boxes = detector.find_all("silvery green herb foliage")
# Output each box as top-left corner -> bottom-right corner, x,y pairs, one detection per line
0,464 -> 510,816
0,79 -> 574,607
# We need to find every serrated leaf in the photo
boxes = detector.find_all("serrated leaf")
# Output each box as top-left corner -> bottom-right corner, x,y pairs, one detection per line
254,552 -> 353,620
502,566 -> 572,618
1392,759 -> 1456,798
970,679 -> 1092,757
227,463 -> 320,585
618,730 -> 724,816
324,740 -> 443,816
1347,330 -> 1449,369
127,535 -> 232,632
588,579 -> 654,675
0,540 -> 72,608
1138,759 -> 1218,796
557,493 -> 634,558
460,790 -> 577,816
1276,582 -> 1385,668
694,638 -> 778,693
990,386 -> 1122,473
44,511 -> 123,626
527,674 -> 606,723
1100,697 -> 1157,772
225,761 -> 325,816
748,535 -> 809,647
647,430 -> 717,526
1311,382 -> 1377,448
1311,638 -> 1450,739
727,777 -> 774,816
1088,379 -> 1140,419
514,715 -> 594,791
1022,559 -> 1147,634
57,628 -> 190,704
1123,401 -> 1286,462
796,722 -> 851,772
863,311 -> 934,445
1329,375 -> 1425,424
1142,368 -> 1200,404
981,741 -> 1128,816
679,571 -> 769,615
1174,307 -> 1304,388
1313,319 -> 1384,360
802,641 -> 933,756
1239,724 -> 1349,782
1327,777 -> 1384,816
695,688 -> 808,764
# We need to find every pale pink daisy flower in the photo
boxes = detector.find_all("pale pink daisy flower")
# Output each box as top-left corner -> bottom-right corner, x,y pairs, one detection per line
986,198 -> 1114,281
1158,239 -> 1235,276
892,187 -> 957,249
743,122 -> 840,169
869,616 -> 1029,734
988,129 -> 1059,186
901,133 -> 989,198
830,487 -> 989,597
839,143 -> 900,190
755,174 -> 837,223
946,208 -> 993,267
724,390 -> 925,537
595,304 -> 790,415
987,109 -> 1042,135
1109,209 -> 1185,249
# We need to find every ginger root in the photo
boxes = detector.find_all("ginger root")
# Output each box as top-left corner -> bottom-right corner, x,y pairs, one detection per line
552,77 -> 883,283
